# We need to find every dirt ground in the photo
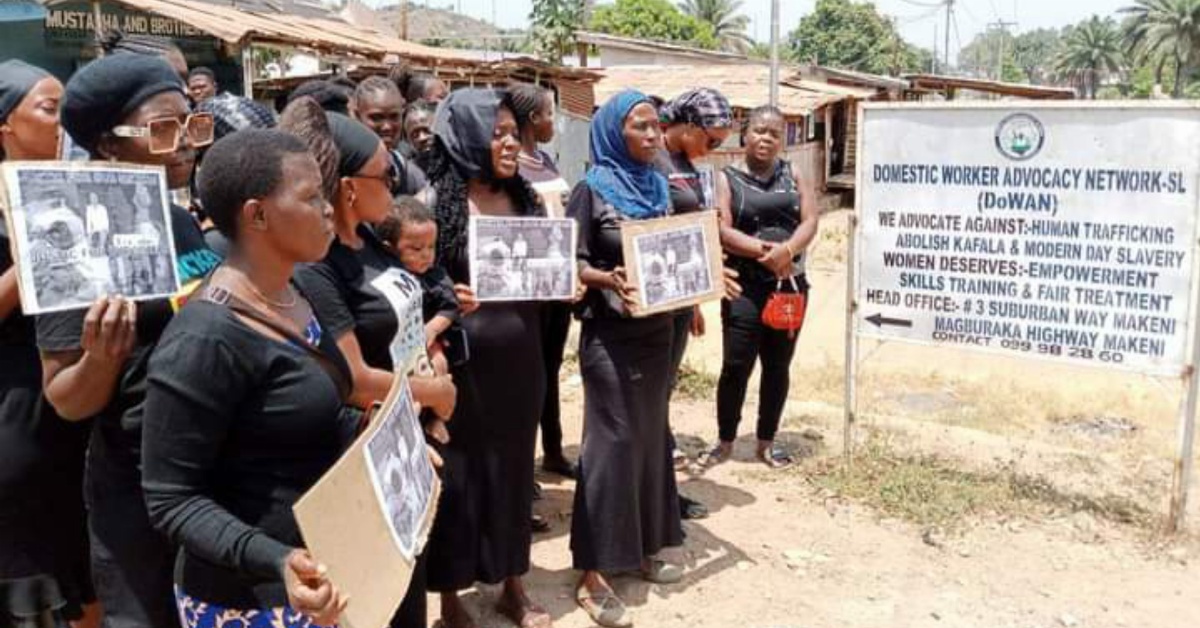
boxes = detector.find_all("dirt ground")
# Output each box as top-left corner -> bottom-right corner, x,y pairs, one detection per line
428,209 -> 1200,628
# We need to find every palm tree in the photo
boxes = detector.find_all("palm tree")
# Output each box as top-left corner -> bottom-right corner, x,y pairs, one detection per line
679,0 -> 752,53
1054,16 -> 1125,99
1121,0 -> 1200,97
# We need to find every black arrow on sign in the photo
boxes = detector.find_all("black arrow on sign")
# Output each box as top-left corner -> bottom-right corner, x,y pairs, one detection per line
866,313 -> 913,329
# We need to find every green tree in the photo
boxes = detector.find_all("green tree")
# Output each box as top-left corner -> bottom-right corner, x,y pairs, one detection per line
1053,15 -> 1124,99
679,0 -> 752,52
1012,28 -> 1065,84
530,0 -> 591,62
787,0 -> 928,75
589,0 -> 718,49
1121,0 -> 1200,98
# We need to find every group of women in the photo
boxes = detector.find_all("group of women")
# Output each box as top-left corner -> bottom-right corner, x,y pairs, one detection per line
0,34 -> 817,628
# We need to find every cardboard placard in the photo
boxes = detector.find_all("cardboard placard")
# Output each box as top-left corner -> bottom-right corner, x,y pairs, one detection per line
620,211 -> 724,317
293,379 -> 441,628
0,161 -> 181,314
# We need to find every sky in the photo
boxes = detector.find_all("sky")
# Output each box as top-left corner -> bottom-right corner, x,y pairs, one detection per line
399,0 -> 1134,63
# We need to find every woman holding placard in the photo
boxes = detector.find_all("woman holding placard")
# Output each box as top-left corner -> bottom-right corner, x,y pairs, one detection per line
284,98 -> 456,628
421,88 -> 552,628
0,59 -> 97,628
654,88 -> 734,520
567,90 -> 685,628
706,105 -> 819,469
141,128 -> 352,628
35,54 -> 221,628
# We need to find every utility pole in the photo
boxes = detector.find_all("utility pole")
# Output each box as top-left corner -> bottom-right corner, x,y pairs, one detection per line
399,0 -> 409,40
769,0 -> 780,107
943,0 -> 953,72
988,20 -> 1018,80
932,23 -> 938,74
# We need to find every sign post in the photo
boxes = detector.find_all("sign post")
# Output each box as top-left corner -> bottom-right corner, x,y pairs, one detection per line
849,102 -> 1200,530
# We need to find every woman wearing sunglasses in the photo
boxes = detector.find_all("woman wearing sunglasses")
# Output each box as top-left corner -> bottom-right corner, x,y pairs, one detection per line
285,98 -> 456,628
35,54 -> 222,628
0,60 -> 98,628
652,87 -> 734,521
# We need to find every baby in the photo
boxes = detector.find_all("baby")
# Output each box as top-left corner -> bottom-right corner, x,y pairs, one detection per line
377,196 -> 462,376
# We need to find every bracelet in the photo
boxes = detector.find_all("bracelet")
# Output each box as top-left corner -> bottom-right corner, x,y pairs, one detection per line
783,241 -> 797,258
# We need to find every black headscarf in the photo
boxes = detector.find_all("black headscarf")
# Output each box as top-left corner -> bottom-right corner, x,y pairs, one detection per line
427,88 -> 543,270
325,112 -> 380,177
61,54 -> 185,156
432,88 -> 502,180
0,60 -> 49,123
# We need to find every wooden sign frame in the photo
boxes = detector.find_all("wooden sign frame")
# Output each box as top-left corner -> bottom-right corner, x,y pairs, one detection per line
619,211 -> 723,317
293,379 -> 441,628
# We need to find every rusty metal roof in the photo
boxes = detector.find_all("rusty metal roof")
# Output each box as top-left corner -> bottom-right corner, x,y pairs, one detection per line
594,65 -> 871,116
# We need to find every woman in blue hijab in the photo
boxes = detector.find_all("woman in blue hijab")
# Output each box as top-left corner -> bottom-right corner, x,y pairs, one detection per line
566,90 -> 685,628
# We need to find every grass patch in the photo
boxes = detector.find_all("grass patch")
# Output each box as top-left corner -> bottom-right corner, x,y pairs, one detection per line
804,431 -> 1154,531
675,361 -> 719,401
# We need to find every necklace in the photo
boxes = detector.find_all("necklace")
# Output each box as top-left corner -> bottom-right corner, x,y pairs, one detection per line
241,274 -> 297,309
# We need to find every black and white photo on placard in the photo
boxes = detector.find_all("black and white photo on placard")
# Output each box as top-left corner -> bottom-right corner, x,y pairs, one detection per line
632,224 -> 714,309
363,380 -> 437,561
0,162 -> 179,314
468,215 -> 577,302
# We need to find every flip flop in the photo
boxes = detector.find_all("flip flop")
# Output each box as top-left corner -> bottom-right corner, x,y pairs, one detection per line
575,586 -> 632,628
757,444 -> 794,469
699,445 -> 731,469
496,597 -> 553,628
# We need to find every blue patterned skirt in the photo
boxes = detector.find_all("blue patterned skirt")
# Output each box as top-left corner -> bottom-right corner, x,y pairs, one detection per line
174,588 -> 334,628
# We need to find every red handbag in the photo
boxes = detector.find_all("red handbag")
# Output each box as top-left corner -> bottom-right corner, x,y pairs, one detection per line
761,277 -> 807,339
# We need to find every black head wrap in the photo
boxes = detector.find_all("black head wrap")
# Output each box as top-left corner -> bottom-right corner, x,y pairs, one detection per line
0,60 -> 50,124
432,88 -> 502,180
61,54 -> 185,155
325,112 -> 380,178
427,88 -> 544,270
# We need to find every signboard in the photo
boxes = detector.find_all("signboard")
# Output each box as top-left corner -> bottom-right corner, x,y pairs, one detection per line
854,103 -> 1200,376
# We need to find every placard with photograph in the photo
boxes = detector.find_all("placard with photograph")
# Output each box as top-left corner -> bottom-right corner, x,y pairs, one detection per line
293,378 -> 441,628
468,215 -> 577,302
363,381 -> 438,561
620,211 -> 724,317
370,268 -> 426,375
0,162 -> 180,314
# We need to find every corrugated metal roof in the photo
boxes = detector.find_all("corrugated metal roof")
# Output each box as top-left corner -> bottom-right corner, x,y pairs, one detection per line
594,65 -> 862,116
44,0 -> 478,61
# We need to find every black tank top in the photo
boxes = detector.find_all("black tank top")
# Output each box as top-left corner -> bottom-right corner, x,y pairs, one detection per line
725,160 -> 804,282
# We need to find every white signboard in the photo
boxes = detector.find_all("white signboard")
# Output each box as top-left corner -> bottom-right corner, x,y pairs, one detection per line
370,268 -> 425,374
855,103 -> 1200,376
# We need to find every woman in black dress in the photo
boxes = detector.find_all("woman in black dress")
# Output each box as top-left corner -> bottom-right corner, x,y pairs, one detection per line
285,98 -> 456,628
422,88 -> 551,628
708,106 -> 819,467
568,90 -> 685,628
142,129 -> 350,628
36,54 -> 222,628
654,88 -> 734,520
508,82 -> 576,479
0,60 -> 96,628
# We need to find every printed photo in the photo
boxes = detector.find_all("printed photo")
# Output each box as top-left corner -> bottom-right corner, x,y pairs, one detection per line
370,268 -> 426,374
363,382 -> 437,561
468,216 -> 577,302
1,163 -> 180,314
632,224 -> 714,309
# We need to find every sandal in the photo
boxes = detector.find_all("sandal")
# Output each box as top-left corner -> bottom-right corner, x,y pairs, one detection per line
641,558 -> 684,584
757,444 -> 794,469
576,585 -> 632,628
496,596 -> 553,628
699,444 -> 732,468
